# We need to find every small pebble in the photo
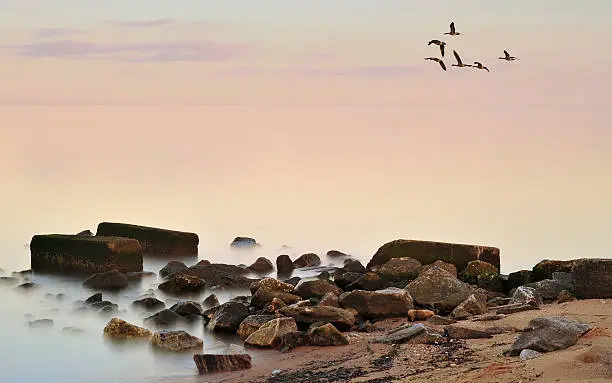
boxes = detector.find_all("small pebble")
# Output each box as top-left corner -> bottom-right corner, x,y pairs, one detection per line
272,370 -> 282,376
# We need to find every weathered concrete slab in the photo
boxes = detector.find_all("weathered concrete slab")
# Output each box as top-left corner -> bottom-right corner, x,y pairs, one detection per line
366,239 -> 500,273
30,234 -> 143,275
96,222 -> 198,257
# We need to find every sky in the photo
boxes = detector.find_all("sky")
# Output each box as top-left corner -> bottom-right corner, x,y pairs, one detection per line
1,1 -> 611,273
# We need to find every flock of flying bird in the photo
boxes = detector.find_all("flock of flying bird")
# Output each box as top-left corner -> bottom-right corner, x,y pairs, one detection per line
425,22 -> 518,72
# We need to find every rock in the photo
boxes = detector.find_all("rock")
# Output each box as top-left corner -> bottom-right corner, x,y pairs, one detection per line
518,349 -> 541,360
159,261 -> 188,278
158,273 -> 206,294
319,292 -> 339,307
346,272 -> 388,291
317,271 -> 331,280
28,319 -> 54,328
264,297 -> 286,314
96,222 -> 199,257
511,286 -> 542,307
487,297 -> 512,307
203,294 -> 220,308
206,302 -> 249,333
405,266 -> 475,313
420,260 -> 458,278
366,239 -> 500,274
506,270 -> 532,293
237,315 -> 277,339
278,306 -> 356,331
340,259 -> 366,274
530,259 -> 576,283
525,279 -> 569,300
193,354 -> 251,374
76,230 -> 93,236
556,290 -> 576,303
30,234 -> 143,275
182,263 -> 255,290
407,309 -> 435,322
250,278 -> 295,295
84,292 -> 103,305
103,318 -> 152,340
290,300 -> 312,308
451,294 -> 488,320
552,272 -> 574,289
334,272 -> 363,290
132,297 -> 165,311
572,258 -> 612,299
375,323 -> 443,344
372,257 -> 422,282
151,330 -> 203,352
283,276 -> 301,286
83,270 -> 128,290
276,255 -> 295,276
444,325 -> 493,339
327,250 -> 349,258
293,253 -> 321,268
427,315 -> 456,325
304,323 -> 349,346
338,288 -> 414,318
169,301 -> 202,316
62,326 -> 85,335
125,271 -> 156,280
251,287 -> 301,308
248,257 -> 274,274
460,260 -> 499,282
14,282 -> 39,290
230,296 -> 251,304
245,317 -> 298,348
295,279 -> 343,299
476,272 -> 504,293
230,237 -> 259,249
495,303 -> 540,315
89,300 -> 118,311
144,309 -> 188,328
510,316 -> 593,356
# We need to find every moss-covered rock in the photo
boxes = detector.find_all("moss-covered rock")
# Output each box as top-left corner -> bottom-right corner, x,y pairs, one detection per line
30,234 -> 143,275
96,222 -> 198,257
530,260 -> 576,283
459,260 -> 499,285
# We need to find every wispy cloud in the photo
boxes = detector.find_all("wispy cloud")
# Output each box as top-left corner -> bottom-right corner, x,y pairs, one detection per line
0,39 -> 251,62
105,18 -> 177,28
33,28 -> 85,39
227,65 -> 419,78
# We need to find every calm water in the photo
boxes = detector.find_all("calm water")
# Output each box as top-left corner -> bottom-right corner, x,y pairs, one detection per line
0,247 -> 355,383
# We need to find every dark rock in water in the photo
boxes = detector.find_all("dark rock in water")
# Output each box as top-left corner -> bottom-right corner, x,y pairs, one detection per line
327,250 -> 349,258
158,273 -> 206,294
193,354 -> 252,374
334,272 -> 363,290
237,315 -> 277,339
182,263 -> 255,290
0,277 -> 18,286
83,270 -> 128,290
338,288 -> 414,318
367,239 -> 500,274
159,261 -> 188,278
341,259 -> 366,274
30,234 -> 143,275
276,255 -> 295,276
90,300 -> 118,311
230,237 -> 258,249
55,293 -> 67,301
304,323 -> 349,346
169,301 -> 203,316
62,326 -> 85,334
14,282 -> 39,290
510,316 -> 593,356
248,257 -> 274,274
203,294 -> 220,308
84,293 -> 103,305
144,309 -> 188,328
151,330 -> 203,352
132,297 -> 165,311
206,302 -> 249,333
405,266 -> 475,314
251,287 -> 301,308
530,260 -> 576,283
293,253 -> 321,268
278,305 -> 355,331
126,271 -> 156,280
506,270 -> 532,293
444,325 -> 493,339
76,230 -> 93,236
103,318 -> 152,340
250,278 -> 295,294
283,276 -> 301,286
295,279 -> 343,300
28,319 -> 54,328
96,222 -> 199,257
317,271 -> 331,280
572,258 -> 612,299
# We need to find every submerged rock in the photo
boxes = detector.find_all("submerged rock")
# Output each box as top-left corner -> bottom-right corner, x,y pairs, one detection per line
83,270 -> 128,290
132,297 -> 165,311
276,255 -> 295,276
144,309 -> 188,328
103,318 -> 152,340
510,316 -> 592,356
158,273 -> 206,294
151,330 -> 203,352
293,253 -> 321,268
230,237 -> 259,249
193,354 -> 252,374
159,261 -> 188,278
28,319 -> 54,328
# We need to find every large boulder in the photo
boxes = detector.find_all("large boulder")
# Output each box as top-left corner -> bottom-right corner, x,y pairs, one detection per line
250,278 -> 295,295
96,222 -> 198,257
245,317 -> 298,348
372,257 -> 422,282
294,279 -> 343,299
150,330 -> 203,352
339,288 -> 414,318
572,258 -> 612,299
509,316 -> 593,356
193,354 -> 251,374
206,302 -> 249,333
30,234 -> 143,275
251,287 -> 301,308
103,318 -> 152,340
158,273 -> 206,294
278,306 -> 356,331
248,257 -> 274,275
530,260 -> 576,283
276,255 -> 295,276
182,263 -> 256,289
293,253 -> 321,268
237,315 -> 276,339
405,266 -> 475,313
83,270 -> 128,290
367,239 -> 500,274
230,237 -> 259,249
159,261 -> 188,278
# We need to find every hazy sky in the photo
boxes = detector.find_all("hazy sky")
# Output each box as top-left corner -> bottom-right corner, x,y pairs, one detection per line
1,1 -> 611,273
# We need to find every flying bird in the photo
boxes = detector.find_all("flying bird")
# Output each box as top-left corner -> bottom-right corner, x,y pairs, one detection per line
425,57 -> 446,71
452,50 -> 472,68
428,39 -> 446,57
499,50 -> 518,61
444,22 -> 461,36
473,61 -> 490,72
